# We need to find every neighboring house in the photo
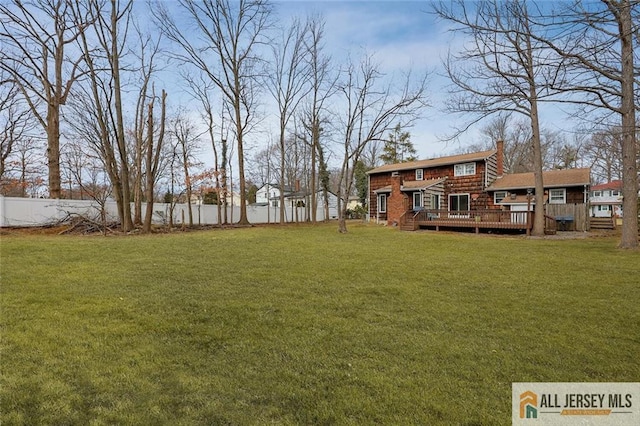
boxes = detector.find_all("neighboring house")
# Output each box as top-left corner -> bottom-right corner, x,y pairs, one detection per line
367,140 -> 591,232
255,183 -> 295,207
589,181 -> 623,218
254,183 -> 339,219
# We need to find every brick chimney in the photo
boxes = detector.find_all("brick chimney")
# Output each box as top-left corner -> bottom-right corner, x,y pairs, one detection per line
496,139 -> 504,177
387,174 -> 404,225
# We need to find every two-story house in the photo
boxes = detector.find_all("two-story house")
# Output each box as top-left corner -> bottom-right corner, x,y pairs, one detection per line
367,141 -> 504,226
589,181 -> 623,218
367,140 -> 591,232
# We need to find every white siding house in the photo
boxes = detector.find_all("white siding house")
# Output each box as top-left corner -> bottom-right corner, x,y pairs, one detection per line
590,181 -> 623,218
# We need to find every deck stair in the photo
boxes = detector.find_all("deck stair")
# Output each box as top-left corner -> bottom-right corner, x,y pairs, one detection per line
400,217 -> 417,231
590,217 -> 615,230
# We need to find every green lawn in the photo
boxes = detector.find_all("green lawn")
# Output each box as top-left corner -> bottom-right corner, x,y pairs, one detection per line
1,223 -> 638,425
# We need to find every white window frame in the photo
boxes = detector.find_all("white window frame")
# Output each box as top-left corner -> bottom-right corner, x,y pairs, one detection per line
454,162 -> 476,177
415,169 -> 424,181
549,188 -> 566,204
413,192 -> 423,210
448,193 -> 470,217
378,194 -> 387,213
494,191 -> 507,204
593,190 -> 602,197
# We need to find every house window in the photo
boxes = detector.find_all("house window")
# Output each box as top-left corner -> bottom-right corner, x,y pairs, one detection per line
415,169 -> 424,181
449,193 -> 470,212
432,194 -> 440,210
593,190 -> 602,197
413,192 -> 423,210
454,162 -> 476,177
378,194 -> 387,213
612,190 -> 620,196
549,188 -> 566,204
494,191 -> 507,204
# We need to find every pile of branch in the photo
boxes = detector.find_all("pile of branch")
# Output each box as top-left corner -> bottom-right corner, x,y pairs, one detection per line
56,213 -> 120,235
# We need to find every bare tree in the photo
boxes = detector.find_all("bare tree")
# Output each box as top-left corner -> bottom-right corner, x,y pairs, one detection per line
336,55 -> 427,233
584,127 -> 628,183
62,139 -> 113,233
142,88 -> 167,233
154,0 -> 273,226
299,14 -> 337,222
131,23 -> 164,226
479,114 -> 536,173
1,136 -> 45,197
183,72 -> 225,226
0,0 -> 91,198
169,111 -> 203,227
71,0 -> 135,231
265,17 -> 311,224
433,0 -> 552,236
1,79 -> 35,182
531,0 -> 639,248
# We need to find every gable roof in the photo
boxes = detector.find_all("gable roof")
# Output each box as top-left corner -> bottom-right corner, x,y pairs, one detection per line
591,180 -> 622,191
366,149 -> 496,175
487,168 -> 591,191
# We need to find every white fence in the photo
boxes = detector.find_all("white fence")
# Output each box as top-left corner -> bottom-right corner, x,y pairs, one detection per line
0,196 -> 338,227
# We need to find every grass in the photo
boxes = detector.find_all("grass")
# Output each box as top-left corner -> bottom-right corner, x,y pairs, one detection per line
1,223 -> 639,425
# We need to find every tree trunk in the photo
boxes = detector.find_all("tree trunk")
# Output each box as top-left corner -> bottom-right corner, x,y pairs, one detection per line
111,0 -> 133,232
529,91 -> 545,237
279,122 -> 286,224
617,0 -> 638,248
518,3 -> 544,237
143,99 -> 155,234
182,149 -> 193,226
234,104 -> 250,226
310,138 -> 317,222
46,102 -> 61,198
337,195 -> 347,233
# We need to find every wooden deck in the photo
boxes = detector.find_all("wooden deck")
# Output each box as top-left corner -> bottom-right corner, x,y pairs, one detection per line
401,209 -> 532,234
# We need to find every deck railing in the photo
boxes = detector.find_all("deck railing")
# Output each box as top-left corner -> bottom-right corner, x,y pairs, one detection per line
412,209 -> 531,225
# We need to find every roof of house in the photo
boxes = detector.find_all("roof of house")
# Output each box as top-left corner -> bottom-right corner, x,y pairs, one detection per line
373,185 -> 392,193
591,180 -> 622,191
366,149 -> 496,175
257,183 -> 295,192
401,178 -> 446,191
487,168 -> 591,191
